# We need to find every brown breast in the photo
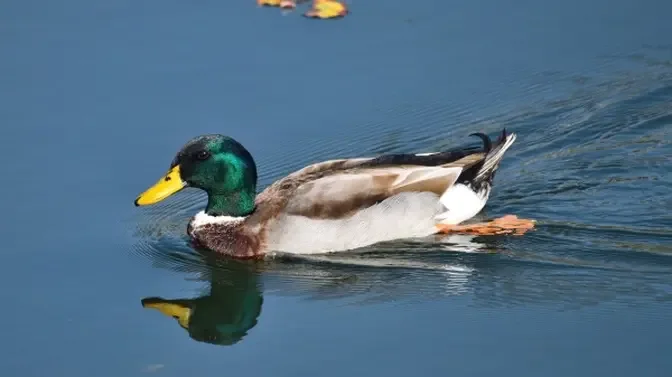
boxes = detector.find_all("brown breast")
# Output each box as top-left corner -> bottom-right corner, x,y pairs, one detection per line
188,221 -> 266,259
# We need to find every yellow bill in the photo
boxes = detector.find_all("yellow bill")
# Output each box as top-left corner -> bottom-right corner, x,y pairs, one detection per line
142,300 -> 192,329
134,165 -> 186,206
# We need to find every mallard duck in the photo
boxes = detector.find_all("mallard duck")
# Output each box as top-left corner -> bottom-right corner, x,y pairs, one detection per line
134,129 -> 535,258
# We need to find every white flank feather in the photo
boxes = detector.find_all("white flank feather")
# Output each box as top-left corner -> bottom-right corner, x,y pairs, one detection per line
434,184 -> 489,225
265,192 -> 442,254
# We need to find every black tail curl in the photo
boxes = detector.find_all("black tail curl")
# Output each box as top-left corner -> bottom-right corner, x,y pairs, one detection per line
469,128 -> 508,154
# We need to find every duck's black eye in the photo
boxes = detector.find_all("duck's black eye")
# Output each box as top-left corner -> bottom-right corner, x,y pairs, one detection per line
195,151 -> 210,161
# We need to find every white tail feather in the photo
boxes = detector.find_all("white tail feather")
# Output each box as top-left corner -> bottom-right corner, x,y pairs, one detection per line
476,132 -> 517,180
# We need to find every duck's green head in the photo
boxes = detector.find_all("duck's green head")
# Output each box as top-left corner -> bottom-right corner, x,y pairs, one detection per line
134,135 -> 258,217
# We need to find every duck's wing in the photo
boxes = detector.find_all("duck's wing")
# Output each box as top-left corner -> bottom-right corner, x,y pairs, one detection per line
252,148 -> 486,222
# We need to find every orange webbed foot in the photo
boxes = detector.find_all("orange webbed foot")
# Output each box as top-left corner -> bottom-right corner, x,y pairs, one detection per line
436,215 -> 536,236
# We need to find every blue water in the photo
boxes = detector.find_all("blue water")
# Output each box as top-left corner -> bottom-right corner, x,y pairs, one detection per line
2,0 -> 672,376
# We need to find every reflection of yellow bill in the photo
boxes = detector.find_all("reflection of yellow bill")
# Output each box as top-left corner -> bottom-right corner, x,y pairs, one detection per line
142,300 -> 191,330
134,165 -> 186,206
304,0 -> 348,19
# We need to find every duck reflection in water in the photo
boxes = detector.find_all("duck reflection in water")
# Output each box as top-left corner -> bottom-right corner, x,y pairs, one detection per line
138,232 -> 493,346
137,229 -> 505,346
141,257 -> 263,346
